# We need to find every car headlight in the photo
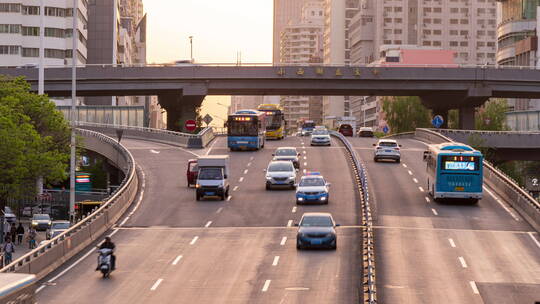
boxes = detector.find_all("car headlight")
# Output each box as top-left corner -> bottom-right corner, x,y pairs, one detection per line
195,184 -> 201,188
32,221 -> 37,226
297,197 -> 304,201
325,233 -> 334,238
320,196 -> 327,201
266,176 -> 272,180
288,176 -> 295,180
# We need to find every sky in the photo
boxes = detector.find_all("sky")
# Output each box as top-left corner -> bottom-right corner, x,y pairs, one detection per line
143,0 -> 274,126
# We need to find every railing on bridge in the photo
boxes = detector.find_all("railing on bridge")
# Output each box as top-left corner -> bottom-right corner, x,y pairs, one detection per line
0,129 -> 138,280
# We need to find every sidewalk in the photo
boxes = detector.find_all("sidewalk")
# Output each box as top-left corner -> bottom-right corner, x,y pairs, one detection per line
1,220 -> 47,266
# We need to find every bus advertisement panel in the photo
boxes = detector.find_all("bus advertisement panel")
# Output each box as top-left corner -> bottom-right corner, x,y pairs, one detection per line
257,104 -> 286,140
424,143 -> 483,203
227,110 -> 266,151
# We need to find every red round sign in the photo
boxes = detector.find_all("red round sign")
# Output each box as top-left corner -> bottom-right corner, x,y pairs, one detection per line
185,119 -> 197,131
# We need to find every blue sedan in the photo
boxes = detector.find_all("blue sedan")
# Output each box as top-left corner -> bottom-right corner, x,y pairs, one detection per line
296,212 -> 339,250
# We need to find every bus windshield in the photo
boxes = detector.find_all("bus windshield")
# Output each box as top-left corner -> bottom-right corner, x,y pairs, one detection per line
228,119 -> 258,136
264,112 -> 283,130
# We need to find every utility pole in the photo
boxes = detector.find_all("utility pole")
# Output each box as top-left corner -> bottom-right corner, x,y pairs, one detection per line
69,0 -> 79,223
37,0 -> 45,197
189,36 -> 193,63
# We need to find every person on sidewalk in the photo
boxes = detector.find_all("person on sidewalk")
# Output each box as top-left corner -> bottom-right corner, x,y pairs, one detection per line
2,237 -> 15,265
9,223 -> 16,244
16,223 -> 24,245
3,221 -> 10,241
27,228 -> 36,249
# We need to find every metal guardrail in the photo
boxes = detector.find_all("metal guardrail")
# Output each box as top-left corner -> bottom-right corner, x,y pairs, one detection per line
415,128 -> 540,232
77,122 -> 215,149
0,128 -> 138,279
330,131 -> 376,304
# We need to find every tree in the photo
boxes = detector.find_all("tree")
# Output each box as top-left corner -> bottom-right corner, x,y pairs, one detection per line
0,77 -> 70,208
475,98 -> 509,131
382,96 -> 431,134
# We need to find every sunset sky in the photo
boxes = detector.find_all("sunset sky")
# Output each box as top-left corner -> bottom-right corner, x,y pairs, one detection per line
144,0 -> 274,125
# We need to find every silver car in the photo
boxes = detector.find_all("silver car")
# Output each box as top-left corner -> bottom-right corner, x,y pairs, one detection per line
265,161 -> 297,190
373,139 -> 402,163
46,220 -> 70,240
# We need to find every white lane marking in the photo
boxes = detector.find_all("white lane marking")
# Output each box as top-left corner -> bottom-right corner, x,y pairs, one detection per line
469,281 -> 479,294
216,207 -> 223,214
36,285 -> 46,293
272,256 -> 280,266
119,216 -> 130,227
292,206 -> 297,213
425,197 -> 431,203
413,178 -> 418,183
205,137 -> 219,155
483,187 -> 520,221
151,278 -> 163,291
227,195 -> 232,201
127,165 -> 146,218
190,236 -> 199,245
287,220 -> 293,227
37,228 -> 119,293
303,156 -> 307,160
239,177 -> 244,182
233,186 -> 239,191
262,280 -> 271,292
528,232 -> 540,249
458,256 -> 468,268
303,162 -> 307,166
250,156 -> 254,161
247,162 -> 252,167
402,163 -> 408,168
150,149 -> 160,154
448,238 -> 456,248
172,255 -> 183,265
205,221 -> 212,228
431,208 -> 438,216
303,151 -> 306,154
418,187 -> 425,192
280,237 -> 287,245
408,170 -> 413,175
244,169 -> 248,174
303,169 -> 307,174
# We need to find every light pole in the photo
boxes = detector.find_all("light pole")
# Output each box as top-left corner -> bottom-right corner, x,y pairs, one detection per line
69,0 -> 79,223
189,36 -> 193,63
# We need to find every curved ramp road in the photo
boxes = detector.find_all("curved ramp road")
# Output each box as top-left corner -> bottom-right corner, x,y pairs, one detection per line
36,136 -> 362,304
350,137 -> 540,304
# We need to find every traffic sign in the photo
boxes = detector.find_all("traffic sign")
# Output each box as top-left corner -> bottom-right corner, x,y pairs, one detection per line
185,119 -> 197,131
203,114 -> 213,125
382,125 -> 389,134
432,115 -> 444,128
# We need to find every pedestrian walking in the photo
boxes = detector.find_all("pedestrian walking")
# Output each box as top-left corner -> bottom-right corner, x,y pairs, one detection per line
9,223 -> 16,244
16,223 -> 24,245
3,221 -> 10,241
2,237 -> 15,265
27,228 -> 36,249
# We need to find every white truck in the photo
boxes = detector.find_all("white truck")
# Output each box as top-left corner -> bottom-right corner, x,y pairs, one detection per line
195,155 -> 230,201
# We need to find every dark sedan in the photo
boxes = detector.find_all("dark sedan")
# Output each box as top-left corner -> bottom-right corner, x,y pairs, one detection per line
296,212 -> 339,250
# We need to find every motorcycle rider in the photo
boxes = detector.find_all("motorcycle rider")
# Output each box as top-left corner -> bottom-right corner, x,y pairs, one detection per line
96,236 -> 116,271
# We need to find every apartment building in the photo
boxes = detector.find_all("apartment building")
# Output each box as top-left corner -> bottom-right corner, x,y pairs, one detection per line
273,0 -> 305,64
497,0 -> 540,111
0,0 -> 88,105
322,0 -> 360,124
280,0 -> 324,127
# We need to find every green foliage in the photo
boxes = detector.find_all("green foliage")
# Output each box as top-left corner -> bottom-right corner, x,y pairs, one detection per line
475,98 -> 509,131
87,159 -> 107,189
448,109 -> 459,129
382,96 -> 431,134
0,76 -> 70,203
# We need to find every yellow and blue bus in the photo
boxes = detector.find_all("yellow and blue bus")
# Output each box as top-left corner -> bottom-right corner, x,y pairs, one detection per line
227,110 -> 266,151
424,143 -> 483,204
257,104 -> 286,140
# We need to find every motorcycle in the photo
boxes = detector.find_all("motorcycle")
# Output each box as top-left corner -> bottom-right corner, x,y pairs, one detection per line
97,248 -> 113,278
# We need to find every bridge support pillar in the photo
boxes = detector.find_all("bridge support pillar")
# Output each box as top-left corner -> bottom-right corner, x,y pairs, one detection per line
158,93 -> 206,132
458,107 -> 476,130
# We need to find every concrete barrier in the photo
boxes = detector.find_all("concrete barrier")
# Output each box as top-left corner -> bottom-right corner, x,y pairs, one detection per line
0,128 -> 138,280
415,128 -> 540,232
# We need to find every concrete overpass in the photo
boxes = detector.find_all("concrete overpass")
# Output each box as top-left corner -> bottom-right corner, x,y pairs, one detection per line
2,65 -> 540,131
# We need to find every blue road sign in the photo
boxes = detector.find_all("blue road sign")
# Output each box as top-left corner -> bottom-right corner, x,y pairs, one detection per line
382,125 -> 389,134
432,115 -> 444,128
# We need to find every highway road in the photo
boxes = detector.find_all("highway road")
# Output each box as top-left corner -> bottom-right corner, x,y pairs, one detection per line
350,136 -> 540,304
36,135 -> 363,304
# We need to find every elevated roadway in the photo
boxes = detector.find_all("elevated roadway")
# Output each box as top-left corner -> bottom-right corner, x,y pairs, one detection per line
350,136 -> 540,304
36,135 -> 363,304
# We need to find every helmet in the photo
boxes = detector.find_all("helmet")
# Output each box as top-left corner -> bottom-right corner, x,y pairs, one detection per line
105,236 -> 111,242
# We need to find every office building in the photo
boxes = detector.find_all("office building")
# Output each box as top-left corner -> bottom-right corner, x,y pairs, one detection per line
273,0 -> 304,64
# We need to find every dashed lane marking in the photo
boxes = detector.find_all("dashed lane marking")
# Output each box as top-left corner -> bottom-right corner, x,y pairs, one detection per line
469,281 -> 479,294
458,256 -> 468,268
280,237 -> 287,245
303,162 -> 307,166
262,280 -> 271,292
402,163 -> 408,168
244,169 -> 248,174
528,232 -> 540,249
150,279 -> 163,291
413,178 -> 418,183
247,162 -> 252,167
150,149 -> 160,154
448,238 -> 456,248
292,206 -> 297,213
303,169 -> 307,174
250,156 -> 254,161
172,255 -> 183,265
483,186 -> 520,221
190,236 -> 199,245
272,256 -> 280,266
418,186 -> 425,192
233,186 -> 239,191
303,156 -> 307,160
408,170 -> 413,175
239,177 -> 244,182
425,197 -> 430,203
205,221 -> 212,228
287,220 -> 293,227
216,207 -> 223,214
431,208 -> 438,216
227,196 -> 232,201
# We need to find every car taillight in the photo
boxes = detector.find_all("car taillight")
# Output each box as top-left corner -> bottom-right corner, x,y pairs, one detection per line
377,147 -> 382,149
395,147 -> 400,150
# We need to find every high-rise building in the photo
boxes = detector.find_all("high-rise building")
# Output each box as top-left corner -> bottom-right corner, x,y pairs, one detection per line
0,1 -> 88,105
497,0 -> 540,111
273,0 -> 304,64
229,96 -> 265,115
322,0 -> 360,124
279,0 -> 324,127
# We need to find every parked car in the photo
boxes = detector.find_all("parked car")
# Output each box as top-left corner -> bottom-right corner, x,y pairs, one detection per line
338,124 -> 354,137
296,212 -> 339,250
373,139 -> 402,163
3,207 -> 16,224
31,214 -> 52,231
358,127 -> 374,137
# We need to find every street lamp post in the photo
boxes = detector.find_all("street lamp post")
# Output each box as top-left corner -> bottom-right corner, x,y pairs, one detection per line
69,0 -> 79,223
189,36 -> 193,63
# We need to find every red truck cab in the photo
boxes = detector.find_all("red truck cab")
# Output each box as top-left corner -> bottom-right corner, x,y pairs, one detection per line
187,159 -> 198,187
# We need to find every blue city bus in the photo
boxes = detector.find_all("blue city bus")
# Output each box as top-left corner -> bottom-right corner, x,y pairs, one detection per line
424,143 -> 483,204
227,110 -> 266,151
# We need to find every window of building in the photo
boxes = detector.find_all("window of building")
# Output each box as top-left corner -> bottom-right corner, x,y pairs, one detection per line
433,30 -> 441,35
460,30 -> 468,36
477,41 -> 485,47
395,7 -> 402,12
22,48 -> 39,57
434,18 -> 441,24
450,41 -> 458,46
0,3 -> 20,12
423,41 -> 432,46
395,18 -> 402,23
424,18 -> 432,23
0,45 -> 19,55
0,24 -> 20,34
487,53 -> 495,58
451,8 -> 458,13
487,30 -> 495,36
477,8 -> 485,14
460,8 -> 469,13
460,41 -> 468,46
394,40 -> 402,44
460,19 -> 469,24
423,29 -> 432,35
488,19 -> 495,25
22,5 -> 39,15
477,53 -> 485,58
383,40 -> 392,44
433,41 -> 441,46
385,7 -> 392,12
433,7 -> 442,13
477,30 -> 485,36
45,28 -> 64,38
487,42 -> 495,47
394,29 -> 402,34
423,7 -> 432,13
450,19 -> 458,24
450,30 -> 458,35
22,26 -> 39,36
384,18 -> 392,23
45,49 -> 65,59
460,52 -> 468,59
